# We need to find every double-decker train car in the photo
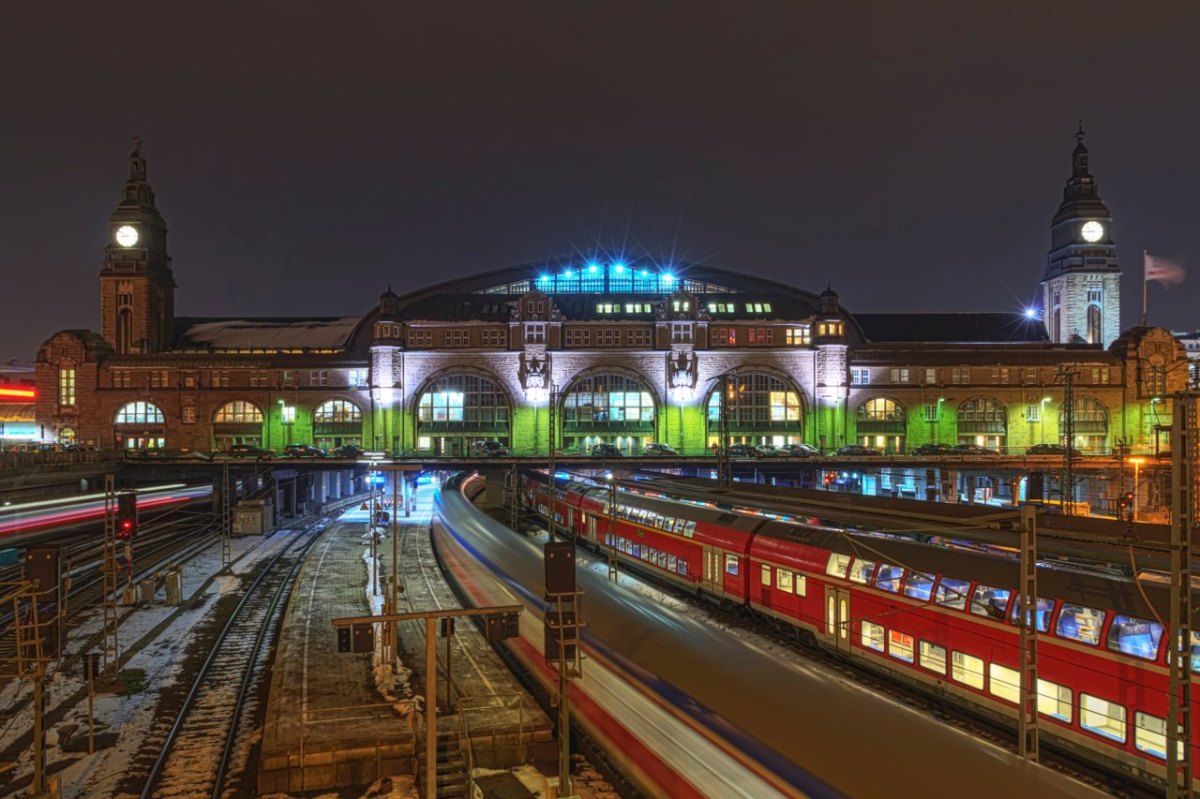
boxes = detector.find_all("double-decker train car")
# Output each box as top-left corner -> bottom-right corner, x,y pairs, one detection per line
520,469 -> 1198,792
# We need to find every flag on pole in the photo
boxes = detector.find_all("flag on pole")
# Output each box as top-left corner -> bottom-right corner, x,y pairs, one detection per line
1144,252 -> 1185,286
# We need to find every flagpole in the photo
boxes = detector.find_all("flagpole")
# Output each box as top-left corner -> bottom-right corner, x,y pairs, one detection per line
1142,249 -> 1148,326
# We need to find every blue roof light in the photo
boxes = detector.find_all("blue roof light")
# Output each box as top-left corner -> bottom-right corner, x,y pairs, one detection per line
613,263 -> 625,273
1024,307 -> 1038,319
538,274 -> 549,282
639,270 -> 650,278
564,270 -> 575,278
588,264 -> 598,274
661,273 -> 675,282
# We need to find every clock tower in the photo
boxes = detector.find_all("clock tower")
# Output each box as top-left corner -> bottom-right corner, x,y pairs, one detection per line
99,137 -> 175,354
1040,126 -> 1120,347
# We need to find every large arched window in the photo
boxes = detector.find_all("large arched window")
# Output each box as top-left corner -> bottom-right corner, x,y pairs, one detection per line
1070,397 -> 1109,453
115,401 -> 164,425
114,401 -> 165,450
562,372 -> 656,455
957,397 -> 1007,452
315,399 -> 362,423
415,374 -> 510,456
855,397 -> 906,453
213,400 -> 266,450
214,400 -> 264,424
706,371 -> 803,447
314,399 -> 364,450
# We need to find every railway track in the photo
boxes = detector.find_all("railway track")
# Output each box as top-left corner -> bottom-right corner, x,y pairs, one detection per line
136,519 -> 332,799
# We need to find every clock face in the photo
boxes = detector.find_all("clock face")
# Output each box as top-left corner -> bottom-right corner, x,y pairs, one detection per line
1080,220 -> 1104,243
115,225 -> 139,247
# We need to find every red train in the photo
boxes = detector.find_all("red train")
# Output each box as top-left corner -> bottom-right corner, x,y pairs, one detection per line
521,470 -> 1196,792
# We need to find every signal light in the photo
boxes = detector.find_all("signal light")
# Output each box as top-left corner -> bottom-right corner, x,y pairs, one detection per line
116,493 -> 137,539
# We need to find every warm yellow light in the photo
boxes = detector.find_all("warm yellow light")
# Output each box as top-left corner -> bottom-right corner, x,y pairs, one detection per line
1128,457 -> 1146,465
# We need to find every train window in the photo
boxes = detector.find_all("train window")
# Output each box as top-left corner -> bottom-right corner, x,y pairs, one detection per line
667,554 -> 677,572
888,630 -> 914,663
1080,694 -> 1127,743
918,641 -> 946,674
1008,597 -> 1054,632
988,663 -> 1020,704
1188,632 -> 1200,672
678,560 -> 688,577
725,554 -> 739,575
1056,604 -> 1106,646
935,578 -> 971,610
874,564 -> 903,593
1134,712 -> 1183,760
848,558 -> 876,585
1037,680 -> 1072,723
903,572 -> 935,601
632,543 -> 641,558
761,564 -> 772,586
951,651 -> 984,689
795,575 -> 807,597
776,569 -> 794,594
825,553 -> 850,579
684,521 -> 697,537
1106,615 -> 1164,661
861,621 -> 885,652
969,585 -> 1011,619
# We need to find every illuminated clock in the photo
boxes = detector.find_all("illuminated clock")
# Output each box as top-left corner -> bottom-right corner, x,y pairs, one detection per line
1080,221 -> 1104,243
115,225 -> 139,247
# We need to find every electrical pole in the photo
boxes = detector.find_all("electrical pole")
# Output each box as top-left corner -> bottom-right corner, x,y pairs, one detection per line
1017,505 -> 1039,760
606,477 -> 618,581
221,461 -> 232,569
718,374 -> 732,488
547,383 -> 559,540
101,474 -> 120,680
1056,367 -> 1078,515
1167,391 -> 1197,798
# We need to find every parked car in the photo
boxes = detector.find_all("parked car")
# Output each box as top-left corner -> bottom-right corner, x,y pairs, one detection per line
642,442 -> 678,457
835,444 -> 882,456
952,443 -> 996,456
224,443 -> 273,460
333,444 -> 367,459
469,440 -> 509,457
590,443 -> 623,458
754,444 -> 788,458
912,442 -> 955,456
1026,443 -> 1082,456
727,443 -> 762,459
284,444 -> 326,458
781,443 -> 821,457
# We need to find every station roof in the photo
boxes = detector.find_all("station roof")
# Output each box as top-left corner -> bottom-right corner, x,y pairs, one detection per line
173,317 -> 362,351
855,312 -> 1051,344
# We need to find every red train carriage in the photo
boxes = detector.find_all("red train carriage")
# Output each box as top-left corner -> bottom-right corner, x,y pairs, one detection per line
518,470 -> 1199,792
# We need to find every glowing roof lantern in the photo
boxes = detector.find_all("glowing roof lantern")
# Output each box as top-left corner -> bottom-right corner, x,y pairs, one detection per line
613,263 -> 625,273
588,264 -> 598,273
538,274 -> 550,283
661,272 -> 675,283
564,270 -> 574,278
639,269 -> 650,278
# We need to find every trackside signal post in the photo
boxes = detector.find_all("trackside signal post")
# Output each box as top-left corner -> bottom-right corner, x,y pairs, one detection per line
332,604 -> 522,799
544,540 -> 583,798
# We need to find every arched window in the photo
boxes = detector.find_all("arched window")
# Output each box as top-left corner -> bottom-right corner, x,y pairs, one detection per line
562,372 -> 656,455
857,398 -> 905,422
59,427 -> 76,442
705,372 -> 803,448
214,400 -> 264,424
855,398 -> 906,453
115,401 -> 164,425
1070,397 -> 1109,453
957,397 -> 1007,451
314,399 -> 362,424
415,373 -> 510,456
1087,304 -> 1102,345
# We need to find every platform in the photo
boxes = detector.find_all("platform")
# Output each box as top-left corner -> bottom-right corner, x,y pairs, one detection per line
257,485 -> 552,795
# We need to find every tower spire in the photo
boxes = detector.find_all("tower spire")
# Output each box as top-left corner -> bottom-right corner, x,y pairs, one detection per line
130,135 -> 147,183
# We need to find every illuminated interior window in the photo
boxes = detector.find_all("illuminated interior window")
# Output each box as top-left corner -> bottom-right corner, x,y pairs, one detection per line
314,399 -> 362,423
214,401 -> 264,424
115,401 -> 164,425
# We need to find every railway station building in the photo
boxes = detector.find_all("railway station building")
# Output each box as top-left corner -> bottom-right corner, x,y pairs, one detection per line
35,136 -> 1191,458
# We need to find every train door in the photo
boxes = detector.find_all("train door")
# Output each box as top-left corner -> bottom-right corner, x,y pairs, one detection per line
587,515 -> 597,544
703,547 -> 724,598
824,587 -> 851,653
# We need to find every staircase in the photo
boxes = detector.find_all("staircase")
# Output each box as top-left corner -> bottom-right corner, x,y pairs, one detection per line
418,729 -> 468,798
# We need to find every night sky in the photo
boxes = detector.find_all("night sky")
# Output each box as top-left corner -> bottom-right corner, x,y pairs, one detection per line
3,2 -> 1198,362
